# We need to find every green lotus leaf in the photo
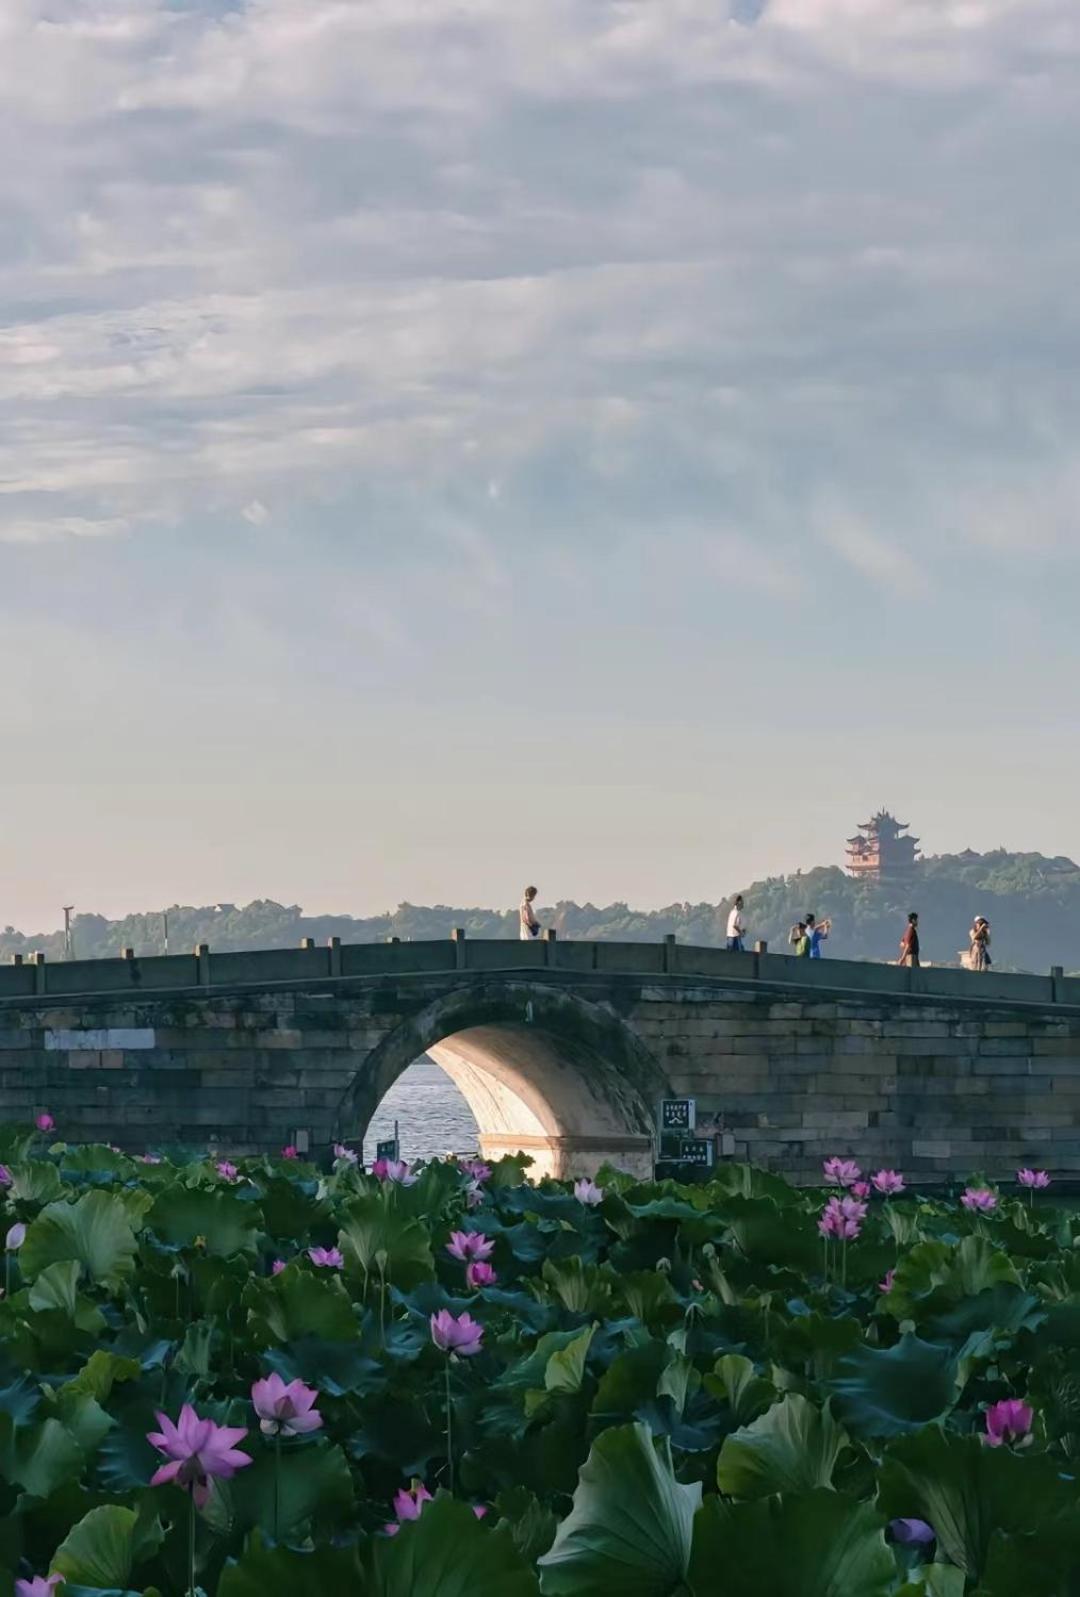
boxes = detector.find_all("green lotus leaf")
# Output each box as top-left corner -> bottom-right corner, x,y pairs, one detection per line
148,1185 -> 258,1257
61,1145 -> 135,1179
924,1285 -> 1044,1342
537,1422 -> 701,1596
19,1191 -> 138,1290
4,1160 -> 65,1204
27,1261 -> 105,1332
245,1268 -> 358,1344
717,1393 -> 848,1499
545,1324 -> 596,1396
687,1490 -> 894,1597
371,1491 -> 538,1597
346,1391 -> 442,1475
337,1195 -> 435,1287
830,1333 -> 961,1439
591,1342 -> 670,1424
48,1388 -> 114,1455
228,1441 -> 354,1541
219,1537 -> 366,1596
721,1196 -> 823,1274
51,1501 -> 163,1590
264,1336 -> 383,1398
706,1354 -> 776,1425
887,1237 -> 1017,1320
877,1427 -> 1080,1582
260,1176 -> 330,1242
0,1412 -> 86,1497
540,1257 -> 613,1315
496,1487 -> 559,1565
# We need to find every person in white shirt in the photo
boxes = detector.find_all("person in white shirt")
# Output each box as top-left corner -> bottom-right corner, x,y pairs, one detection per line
726,895 -> 747,953
519,886 -> 541,940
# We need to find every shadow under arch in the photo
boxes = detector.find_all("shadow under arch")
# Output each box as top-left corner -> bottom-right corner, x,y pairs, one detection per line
332,979 -> 669,1179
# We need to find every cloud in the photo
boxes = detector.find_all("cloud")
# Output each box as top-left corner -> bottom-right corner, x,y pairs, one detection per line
818,513 -> 926,598
0,0 -> 1077,593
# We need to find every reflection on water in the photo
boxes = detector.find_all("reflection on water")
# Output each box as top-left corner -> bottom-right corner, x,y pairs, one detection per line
365,1057 -> 479,1165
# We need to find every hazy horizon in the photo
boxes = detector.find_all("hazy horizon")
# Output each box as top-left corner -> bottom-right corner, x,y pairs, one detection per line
2,2 -> 1077,932
5,813 -> 1074,939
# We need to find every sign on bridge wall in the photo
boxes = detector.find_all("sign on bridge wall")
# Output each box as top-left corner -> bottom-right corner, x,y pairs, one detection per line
44,1028 -> 156,1051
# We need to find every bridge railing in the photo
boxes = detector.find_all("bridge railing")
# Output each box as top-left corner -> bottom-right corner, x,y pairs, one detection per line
0,934 -> 1077,1009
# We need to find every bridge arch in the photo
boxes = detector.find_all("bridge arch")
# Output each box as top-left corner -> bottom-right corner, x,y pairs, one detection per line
332,979 -> 667,1179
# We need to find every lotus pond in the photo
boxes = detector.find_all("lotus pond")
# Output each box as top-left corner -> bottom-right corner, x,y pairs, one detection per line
1,1127 -> 1079,1597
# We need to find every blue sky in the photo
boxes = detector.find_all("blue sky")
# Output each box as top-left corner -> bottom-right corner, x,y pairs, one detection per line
1,0 -> 1078,931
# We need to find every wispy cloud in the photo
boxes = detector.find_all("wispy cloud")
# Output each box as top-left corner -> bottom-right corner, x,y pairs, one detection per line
0,0 -> 1077,584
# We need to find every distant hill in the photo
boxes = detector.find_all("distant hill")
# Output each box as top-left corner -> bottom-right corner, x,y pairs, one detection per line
3,848 -> 1078,972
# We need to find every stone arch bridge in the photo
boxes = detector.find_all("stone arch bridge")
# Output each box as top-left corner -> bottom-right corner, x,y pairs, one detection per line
1,936 -> 1079,1183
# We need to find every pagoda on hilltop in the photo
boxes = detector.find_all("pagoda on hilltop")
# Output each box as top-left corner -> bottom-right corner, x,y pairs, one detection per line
846,810 -> 920,883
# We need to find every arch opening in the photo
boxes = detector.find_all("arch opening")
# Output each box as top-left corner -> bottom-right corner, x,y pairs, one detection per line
337,982 -> 666,1180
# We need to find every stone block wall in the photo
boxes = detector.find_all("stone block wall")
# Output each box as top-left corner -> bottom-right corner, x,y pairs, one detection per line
0,944 -> 1078,1181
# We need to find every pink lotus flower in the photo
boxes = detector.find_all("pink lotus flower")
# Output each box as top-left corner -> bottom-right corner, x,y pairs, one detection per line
962,1187 -> 997,1213
1018,1168 -> 1050,1189
466,1260 -> 497,1289
890,1518 -> 935,1545
851,1181 -> 871,1199
308,1246 -> 344,1268
464,1179 -> 484,1209
0,1165 -> 10,1187
384,1481 -> 433,1534
372,1158 -> 418,1186
216,1161 -> 238,1181
15,1578 -> 64,1597
574,1178 -> 604,1206
6,1222 -> 26,1251
271,1258 -> 287,1276
35,1113 -> 54,1133
879,1268 -> 896,1294
984,1398 -> 1034,1448
819,1194 -> 867,1240
251,1372 -> 323,1437
147,1404 -> 252,1507
430,1309 -> 484,1356
872,1169 -> 906,1196
383,1484 -> 486,1535
281,1145 -> 299,1160
333,1143 -> 359,1164
446,1231 -> 494,1263
137,1153 -> 162,1165
394,1480 -> 432,1521
463,1160 -> 492,1183
823,1157 -> 861,1187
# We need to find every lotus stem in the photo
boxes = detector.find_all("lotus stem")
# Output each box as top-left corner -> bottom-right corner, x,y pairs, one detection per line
274,1432 -> 282,1542
445,1357 -> 454,1495
188,1490 -> 197,1597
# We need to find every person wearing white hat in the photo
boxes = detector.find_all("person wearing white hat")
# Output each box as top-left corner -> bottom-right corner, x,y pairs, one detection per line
968,915 -> 991,972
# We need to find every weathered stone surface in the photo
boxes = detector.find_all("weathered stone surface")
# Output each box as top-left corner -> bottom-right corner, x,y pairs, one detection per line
0,941 -> 1078,1182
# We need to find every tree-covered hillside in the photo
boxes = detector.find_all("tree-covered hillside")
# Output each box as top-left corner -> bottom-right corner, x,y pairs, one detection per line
3,848 -> 1078,972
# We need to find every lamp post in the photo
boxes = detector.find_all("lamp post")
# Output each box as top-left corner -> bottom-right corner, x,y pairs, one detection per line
62,906 -> 75,961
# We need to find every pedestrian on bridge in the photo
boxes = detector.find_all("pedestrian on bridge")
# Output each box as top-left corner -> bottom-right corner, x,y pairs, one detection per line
898,911 -> 920,968
968,916 -> 992,971
789,920 -> 811,957
806,913 -> 831,959
519,886 -> 541,940
726,895 -> 747,952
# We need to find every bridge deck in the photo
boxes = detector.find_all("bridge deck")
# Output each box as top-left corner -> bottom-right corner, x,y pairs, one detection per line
0,937 -> 1075,1013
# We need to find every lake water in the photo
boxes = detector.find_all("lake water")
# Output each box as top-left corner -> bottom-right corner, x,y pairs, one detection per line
364,1057 -> 480,1164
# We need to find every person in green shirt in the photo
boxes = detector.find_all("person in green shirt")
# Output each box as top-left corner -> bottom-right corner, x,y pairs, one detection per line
789,920 -> 811,957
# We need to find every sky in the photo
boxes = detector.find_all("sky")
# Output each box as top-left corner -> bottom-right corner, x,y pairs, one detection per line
1,0 -> 1079,933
